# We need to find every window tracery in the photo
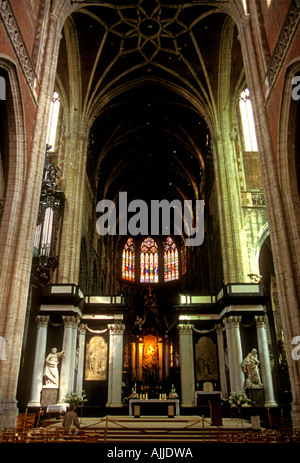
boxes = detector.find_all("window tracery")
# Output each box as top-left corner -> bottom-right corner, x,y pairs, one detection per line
122,237 -> 135,281
140,237 -> 159,283
46,92 -> 60,151
163,236 -> 179,281
121,236 -> 185,284
239,88 -> 258,152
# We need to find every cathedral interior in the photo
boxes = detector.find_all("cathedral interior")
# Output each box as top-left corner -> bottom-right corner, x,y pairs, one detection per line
0,0 -> 300,431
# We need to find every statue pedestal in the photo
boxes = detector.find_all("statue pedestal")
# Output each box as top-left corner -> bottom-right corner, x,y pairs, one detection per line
247,388 -> 264,408
41,387 -> 58,407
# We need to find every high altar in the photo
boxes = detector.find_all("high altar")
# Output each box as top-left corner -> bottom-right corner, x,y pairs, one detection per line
27,282 -> 277,414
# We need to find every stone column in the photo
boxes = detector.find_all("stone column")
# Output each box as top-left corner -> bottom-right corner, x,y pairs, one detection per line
131,341 -> 136,381
213,19 -> 251,284
107,324 -> 125,407
237,12 -> 300,426
28,316 -> 49,407
0,12 -> 63,430
75,324 -> 87,394
70,319 -> 78,390
56,18 -> 90,286
255,315 -> 277,407
178,324 -> 195,407
137,338 -> 143,382
215,324 -> 228,399
164,334 -> 170,380
58,316 -> 78,402
57,128 -> 89,285
158,339 -> 163,381
224,316 -> 244,393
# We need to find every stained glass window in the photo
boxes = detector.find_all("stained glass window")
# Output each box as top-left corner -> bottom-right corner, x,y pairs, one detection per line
122,238 -> 135,281
163,237 -> 179,282
239,88 -> 258,152
140,237 -> 159,283
46,92 -> 60,151
122,236 -> 186,284
181,243 -> 187,275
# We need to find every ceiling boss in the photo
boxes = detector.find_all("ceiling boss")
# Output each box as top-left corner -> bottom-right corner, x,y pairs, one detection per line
109,0 -> 188,61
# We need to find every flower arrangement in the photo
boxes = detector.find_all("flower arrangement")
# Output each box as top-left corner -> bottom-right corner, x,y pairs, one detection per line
168,384 -> 178,399
228,391 -> 252,408
63,390 -> 88,406
123,383 -> 140,402
128,383 -> 139,399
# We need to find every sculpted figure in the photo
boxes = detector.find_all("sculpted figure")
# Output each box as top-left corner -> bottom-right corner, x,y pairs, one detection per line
242,348 -> 263,388
44,347 -> 64,387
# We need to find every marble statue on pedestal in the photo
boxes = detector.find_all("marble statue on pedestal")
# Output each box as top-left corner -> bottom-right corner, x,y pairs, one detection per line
242,348 -> 263,389
44,347 -> 64,387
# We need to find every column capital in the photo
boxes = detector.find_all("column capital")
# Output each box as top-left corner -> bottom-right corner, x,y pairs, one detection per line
78,323 -> 88,334
62,315 -> 78,328
254,315 -> 267,326
108,323 -> 125,335
36,315 -> 50,327
178,323 -> 194,335
223,316 -> 242,328
215,323 -> 224,335
240,14 -> 251,28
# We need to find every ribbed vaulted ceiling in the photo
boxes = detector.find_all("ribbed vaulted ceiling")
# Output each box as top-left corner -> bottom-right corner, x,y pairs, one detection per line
57,0 -> 243,215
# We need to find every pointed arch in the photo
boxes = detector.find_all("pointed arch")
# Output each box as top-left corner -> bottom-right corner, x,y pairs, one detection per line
140,237 -> 158,283
163,237 -> 179,282
239,87 -> 258,151
122,237 -> 135,282
278,60 -> 300,294
0,58 -> 26,281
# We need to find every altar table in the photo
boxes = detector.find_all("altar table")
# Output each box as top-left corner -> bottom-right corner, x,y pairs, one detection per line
129,399 -> 180,417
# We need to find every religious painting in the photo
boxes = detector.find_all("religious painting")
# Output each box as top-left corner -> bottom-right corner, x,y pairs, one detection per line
195,336 -> 218,381
142,334 -> 159,371
85,335 -> 107,381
